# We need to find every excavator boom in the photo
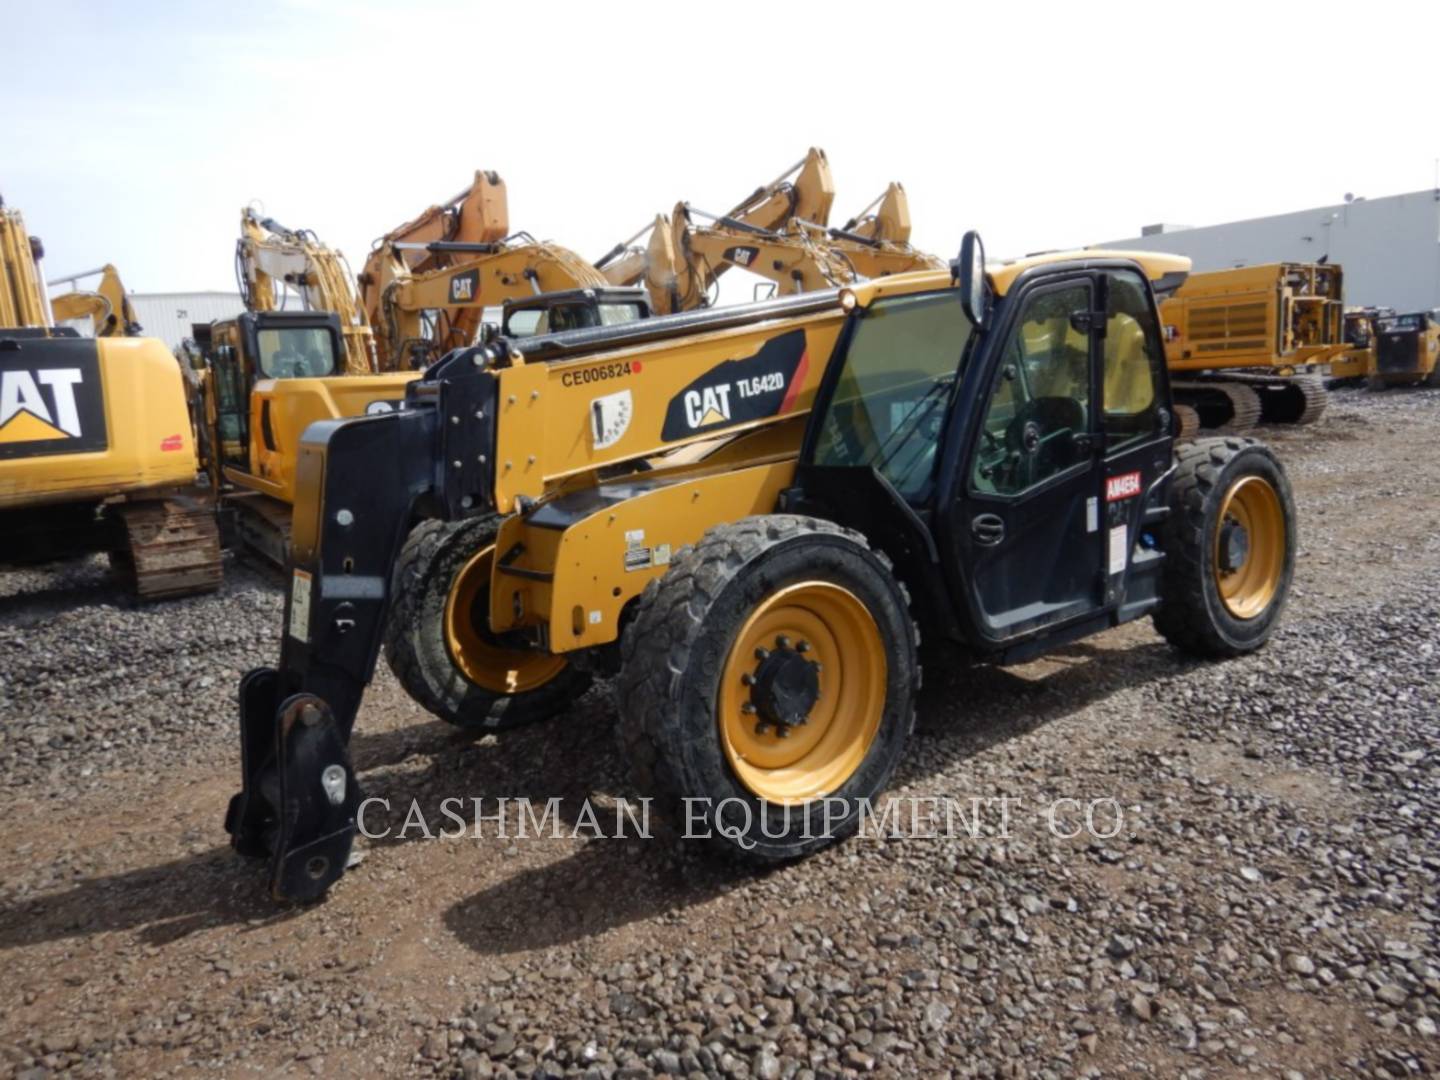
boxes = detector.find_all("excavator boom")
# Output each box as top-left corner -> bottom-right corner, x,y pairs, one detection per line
236,208 -> 376,375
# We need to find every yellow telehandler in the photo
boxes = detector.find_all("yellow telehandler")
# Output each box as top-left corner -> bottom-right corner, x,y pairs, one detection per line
222,234 -> 1298,902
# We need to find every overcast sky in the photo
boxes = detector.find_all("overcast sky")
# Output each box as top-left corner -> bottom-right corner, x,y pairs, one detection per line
4,0 -> 1437,297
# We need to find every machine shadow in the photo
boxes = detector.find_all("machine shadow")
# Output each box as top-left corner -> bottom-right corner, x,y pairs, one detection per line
0,847 -> 299,952
439,635 -> 1191,955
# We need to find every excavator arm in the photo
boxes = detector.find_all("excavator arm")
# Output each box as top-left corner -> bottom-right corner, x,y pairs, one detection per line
372,237 -> 610,367
48,264 -> 142,336
607,168 -> 942,314
0,197 -> 51,329
236,208 -> 376,375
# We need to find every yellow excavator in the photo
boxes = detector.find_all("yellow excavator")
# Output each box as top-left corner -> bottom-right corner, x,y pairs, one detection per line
192,186 -> 648,562
0,195 -> 221,598
599,152 -> 942,314
1160,262 -> 1346,430
235,207 -> 376,375
358,171 -> 647,370
48,264 -> 142,338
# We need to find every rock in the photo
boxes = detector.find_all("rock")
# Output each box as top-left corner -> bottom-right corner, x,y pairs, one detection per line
1285,954 -> 1316,977
1130,994 -> 1153,1022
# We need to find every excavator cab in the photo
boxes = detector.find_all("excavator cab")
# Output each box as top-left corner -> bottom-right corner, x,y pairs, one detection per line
500,287 -> 650,339
200,311 -> 344,472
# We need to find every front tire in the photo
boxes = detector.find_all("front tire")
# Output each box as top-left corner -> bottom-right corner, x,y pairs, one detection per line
615,515 -> 918,862
383,517 -> 591,731
1153,437 -> 1296,658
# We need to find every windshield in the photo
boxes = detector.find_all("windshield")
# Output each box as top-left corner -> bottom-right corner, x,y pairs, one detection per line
811,290 -> 973,501
1378,314 -> 1422,333
505,300 -> 647,338
257,327 -> 338,378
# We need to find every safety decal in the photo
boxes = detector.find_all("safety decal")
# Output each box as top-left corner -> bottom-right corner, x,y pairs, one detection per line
591,389 -> 633,450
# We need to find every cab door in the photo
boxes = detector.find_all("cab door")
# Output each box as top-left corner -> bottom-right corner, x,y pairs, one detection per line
1095,268 -> 1178,619
951,276 -> 1106,641
209,338 -> 251,470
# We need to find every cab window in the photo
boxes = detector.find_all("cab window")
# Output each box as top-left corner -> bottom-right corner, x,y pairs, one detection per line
811,291 -> 973,501
257,327 -> 337,378
972,282 -> 1091,497
1103,270 -> 1166,450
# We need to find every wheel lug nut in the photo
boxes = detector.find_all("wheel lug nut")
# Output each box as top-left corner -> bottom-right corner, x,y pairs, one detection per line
755,647 -> 770,661
754,721 -> 770,735
777,634 -> 792,649
741,702 -> 757,714
796,640 -> 811,653
814,663 -> 824,674
775,726 -> 790,738
741,673 -> 756,686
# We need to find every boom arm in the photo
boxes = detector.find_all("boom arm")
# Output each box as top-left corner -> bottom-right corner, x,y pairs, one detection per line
0,197 -> 51,328
369,236 -> 609,368
48,264 -> 141,336
236,208 -> 376,375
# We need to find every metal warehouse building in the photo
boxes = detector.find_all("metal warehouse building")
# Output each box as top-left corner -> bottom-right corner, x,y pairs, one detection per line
127,291 -> 245,350
1099,189 -> 1440,312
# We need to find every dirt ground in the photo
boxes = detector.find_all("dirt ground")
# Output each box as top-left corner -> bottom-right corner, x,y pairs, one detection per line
1,387 -> 1437,1079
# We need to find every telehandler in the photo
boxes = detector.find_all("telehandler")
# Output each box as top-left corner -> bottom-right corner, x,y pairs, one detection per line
1,196 -> 221,598
224,236 -> 1298,902
1367,310 -> 1440,388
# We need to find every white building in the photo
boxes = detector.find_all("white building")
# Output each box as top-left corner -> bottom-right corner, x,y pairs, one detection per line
127,292 -> 246,349
1099,189 -> 1440,312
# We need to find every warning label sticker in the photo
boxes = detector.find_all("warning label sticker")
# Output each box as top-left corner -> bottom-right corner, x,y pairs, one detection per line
288,569 -> 313,643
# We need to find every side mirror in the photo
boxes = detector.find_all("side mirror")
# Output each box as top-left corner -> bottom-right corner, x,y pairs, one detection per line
952,230 -> 990,328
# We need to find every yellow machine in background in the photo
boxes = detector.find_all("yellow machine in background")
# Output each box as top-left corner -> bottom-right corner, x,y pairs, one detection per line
1330,306 -> 1391,382
1160,262 -> 1345,429
1,197 -> 51,328
358,171 -> 644,370
190,309 -> 416,564
1368,310 -> 1440,388
47,264 -> 142,337
1,195 -> 220,598
600,153 -> 942,314
236,207 -> 376,375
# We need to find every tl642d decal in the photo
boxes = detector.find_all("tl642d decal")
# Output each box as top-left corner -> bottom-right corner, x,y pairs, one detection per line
659,330 -> 809,441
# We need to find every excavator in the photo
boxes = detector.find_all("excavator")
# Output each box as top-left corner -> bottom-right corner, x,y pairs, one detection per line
598,154 -> 943,314
1160,262 -> 1346,430
357,171 -> 648,371
220,233 -> 1300,903
0,194 -> 221,598
192,188 -> 648,562
48,264 -> 142,337
235,207 -> 375,375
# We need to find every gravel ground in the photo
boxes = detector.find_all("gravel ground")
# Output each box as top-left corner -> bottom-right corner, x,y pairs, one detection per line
0,387 -> 1437,1079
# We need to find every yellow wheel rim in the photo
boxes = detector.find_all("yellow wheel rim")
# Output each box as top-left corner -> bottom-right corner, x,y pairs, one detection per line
444,545 -> 568,695
1214,475 -> 1285,620
719,582 -> 886,804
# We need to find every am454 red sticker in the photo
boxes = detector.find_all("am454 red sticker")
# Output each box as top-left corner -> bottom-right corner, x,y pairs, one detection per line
1106,471 -> 1142,502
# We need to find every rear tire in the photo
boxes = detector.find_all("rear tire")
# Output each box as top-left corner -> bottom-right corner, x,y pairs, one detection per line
1153,438 -> 1296,658
615,515 -> 918,862
383,517 -> 591,731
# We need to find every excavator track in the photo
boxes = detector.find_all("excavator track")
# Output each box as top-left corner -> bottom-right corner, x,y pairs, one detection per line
1221,371 -> 1329,426
1173,404 -> 1201,440
1170,381 -> 1263,434
112,495 -> 223,600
